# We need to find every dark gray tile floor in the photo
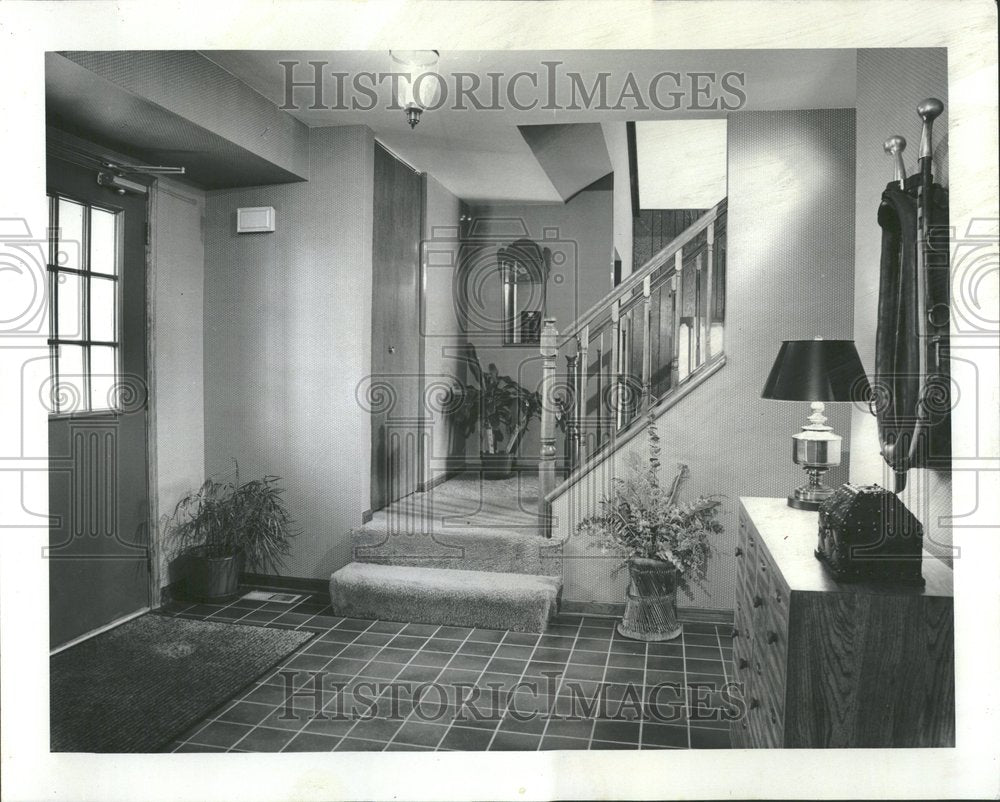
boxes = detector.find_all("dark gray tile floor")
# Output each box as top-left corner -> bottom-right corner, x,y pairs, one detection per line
161,592 -> 736,752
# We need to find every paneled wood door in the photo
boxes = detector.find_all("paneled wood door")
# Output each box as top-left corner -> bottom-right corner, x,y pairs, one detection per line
370,143 -> 424,511
47,153 -> 151,649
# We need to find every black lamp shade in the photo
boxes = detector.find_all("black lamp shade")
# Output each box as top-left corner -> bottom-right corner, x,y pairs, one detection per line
761,339 -> 871,402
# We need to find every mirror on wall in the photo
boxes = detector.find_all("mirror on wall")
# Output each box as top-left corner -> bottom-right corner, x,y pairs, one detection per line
498,238 -> 550,345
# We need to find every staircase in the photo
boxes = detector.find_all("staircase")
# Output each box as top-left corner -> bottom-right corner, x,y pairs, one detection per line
330,198 -> 728,632
331,474 -> 563,632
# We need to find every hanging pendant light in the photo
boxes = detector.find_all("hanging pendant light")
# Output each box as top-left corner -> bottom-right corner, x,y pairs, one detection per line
389,50 -> 441,129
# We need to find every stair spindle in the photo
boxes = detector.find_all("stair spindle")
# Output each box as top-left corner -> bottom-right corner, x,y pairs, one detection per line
641,275 -> 652,410
705,217 -> 715,361
671,253 -> 683,387
564,351 -> 580,471
538,318 -> 558,537
610,298 -> 622,437
576,326 -> 589,467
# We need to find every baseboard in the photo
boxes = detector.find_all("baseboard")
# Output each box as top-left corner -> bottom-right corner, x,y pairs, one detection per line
361,508 -> 373,524
561,600 -> 734,625
417,464 -> 464,493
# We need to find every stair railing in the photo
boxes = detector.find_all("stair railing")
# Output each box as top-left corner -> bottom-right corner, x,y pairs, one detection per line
537,198 -> 727,535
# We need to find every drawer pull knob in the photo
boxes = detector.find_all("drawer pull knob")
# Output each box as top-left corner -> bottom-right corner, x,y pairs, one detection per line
752,596 -> 763,608
735,547 -> 743,557
749,697 -> 760,710
731,628 -> 739,639
767,631 -> 779,645
774,592 -> 782,604
738,658 -> 749,670
770,711 -> 777,725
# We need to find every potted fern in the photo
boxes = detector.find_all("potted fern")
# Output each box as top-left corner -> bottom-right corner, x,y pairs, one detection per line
452,345 -> 542,479
166,467 -> 297,600
577,415 -> 723,640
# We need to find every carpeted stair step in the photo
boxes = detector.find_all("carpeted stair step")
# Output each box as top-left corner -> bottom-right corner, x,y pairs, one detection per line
351,523 -> 562,576
329,562 -> 562,633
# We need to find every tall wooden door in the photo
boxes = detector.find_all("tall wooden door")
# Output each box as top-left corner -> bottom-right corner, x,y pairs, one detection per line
370,143 -> 424,511
47,154 -> 151,649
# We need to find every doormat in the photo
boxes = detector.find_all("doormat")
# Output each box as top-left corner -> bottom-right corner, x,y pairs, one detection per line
50,614 -> 312,752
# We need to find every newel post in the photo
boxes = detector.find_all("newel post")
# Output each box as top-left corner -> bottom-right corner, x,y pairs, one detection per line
538,317 -> 558,537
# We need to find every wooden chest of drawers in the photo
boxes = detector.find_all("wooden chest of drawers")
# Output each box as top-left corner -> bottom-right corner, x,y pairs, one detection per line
732,497 -> 955,748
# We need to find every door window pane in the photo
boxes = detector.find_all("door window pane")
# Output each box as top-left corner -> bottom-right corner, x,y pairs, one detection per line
55,343 -> 86,414
48,193 -> 126,414
57,198 -> 84,271
89,345 -> 117,411
56,272 -> 84,340
89,208 -> 118,276
90,276 -> 116,342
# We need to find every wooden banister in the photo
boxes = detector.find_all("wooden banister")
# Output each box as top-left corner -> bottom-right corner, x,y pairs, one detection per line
557,197 -> 727,348
540,197 -> 728,518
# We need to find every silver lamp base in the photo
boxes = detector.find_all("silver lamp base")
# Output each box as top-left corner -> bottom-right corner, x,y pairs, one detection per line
787,486 -> 835,510
788,402 -> 841,512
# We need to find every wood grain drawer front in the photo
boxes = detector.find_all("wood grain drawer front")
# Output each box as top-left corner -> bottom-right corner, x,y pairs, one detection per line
737,498 -> 954,749
735,510 -> 757,636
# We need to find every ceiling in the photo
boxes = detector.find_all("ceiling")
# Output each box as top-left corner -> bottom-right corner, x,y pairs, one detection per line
45,53 -> 308,189
46,49 -> 857,203
202,49 -> 857,203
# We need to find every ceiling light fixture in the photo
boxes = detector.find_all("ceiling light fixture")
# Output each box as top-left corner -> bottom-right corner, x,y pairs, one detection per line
389,50 -> 441,129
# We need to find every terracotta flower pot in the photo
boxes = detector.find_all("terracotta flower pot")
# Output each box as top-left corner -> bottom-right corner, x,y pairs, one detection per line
617,557 -> 683,641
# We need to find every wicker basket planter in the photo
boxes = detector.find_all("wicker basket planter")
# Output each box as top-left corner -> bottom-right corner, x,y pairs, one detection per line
617,557 -> 683,641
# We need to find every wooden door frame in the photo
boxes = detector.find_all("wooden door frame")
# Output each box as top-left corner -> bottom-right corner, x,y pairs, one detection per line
143,179 -> 162,607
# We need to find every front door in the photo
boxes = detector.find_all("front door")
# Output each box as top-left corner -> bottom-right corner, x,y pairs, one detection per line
47,153 -> 151,649
370,143 -> 423,511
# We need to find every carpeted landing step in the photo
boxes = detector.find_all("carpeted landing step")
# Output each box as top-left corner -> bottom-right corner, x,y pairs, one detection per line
329,562 -> 562,633
351,523 -> 562,576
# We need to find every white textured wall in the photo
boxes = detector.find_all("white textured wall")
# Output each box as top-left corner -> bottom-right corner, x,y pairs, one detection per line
463,182 -> 614,462
850,49 -> 952,563
202,125 -> 374,579
557,108 -> 857,611
150,177 -> 206,588
601,121 -> 633,278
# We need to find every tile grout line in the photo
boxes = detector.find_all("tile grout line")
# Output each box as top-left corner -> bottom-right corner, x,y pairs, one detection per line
171,607 -> 667,753
638,635 -> 649,749
382,626 -> 478,751
536,616 -> 586,749
271,620 -> 393,752
482,628 -> 547,751
225,617 -> 381,752
681,627 -> 691,749
431,631 -> 512,749
320,622 -> 443,748
594,619 -> 618,747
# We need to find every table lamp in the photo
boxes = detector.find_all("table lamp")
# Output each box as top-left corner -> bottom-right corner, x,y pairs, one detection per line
761,337 -> 871,510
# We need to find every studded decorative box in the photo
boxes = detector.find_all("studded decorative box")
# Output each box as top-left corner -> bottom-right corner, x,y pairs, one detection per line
815,483 -> 925,585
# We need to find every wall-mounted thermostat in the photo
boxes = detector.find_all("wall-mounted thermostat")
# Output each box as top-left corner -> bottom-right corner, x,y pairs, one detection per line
237,206 -> 276,233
